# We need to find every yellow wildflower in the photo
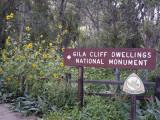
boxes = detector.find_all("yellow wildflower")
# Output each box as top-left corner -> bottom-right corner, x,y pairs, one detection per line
7,41 -> 10,45
53,57 -> 56,60
23,46 -> 27,49
1,55 -> 6,59
52,48 -> 54,51
40,35 -> 43,38
8,78 -> 11,81
10,13 -> 14,18
20,56 -> 23,59
62,48 -> 65,51
4,81 -> 6,85
29,75 -> 32,78
40,71 -> 43,74
65,29 -> 68,33
35,52 -> 38,55
25,52 -> 27,55
62,59 -> 64,62
42,40 -> 45,43
16,81 -> 19,83
43,54 -> 47,58
53,73 -> 57,77
32,63 -> 37,67
26,27 -> 30,31
57,35 -> 61,38
0,67 -> 2,71
60,39 -> 63,43
8,36 -> 11,39
55,46 -> 58,50
4,56 -> 7,59
39,49 -> 42,52
27,43 -> 32,48
6,15 -> 10,20
60,63 -> 64,66
59,25 -> 62,29
17,58 -> 20,60
55,75 -> 58,79
49,43 -> 53,46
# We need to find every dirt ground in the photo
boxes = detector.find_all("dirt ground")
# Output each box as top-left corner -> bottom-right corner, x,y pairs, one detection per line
0,104 -> 37,120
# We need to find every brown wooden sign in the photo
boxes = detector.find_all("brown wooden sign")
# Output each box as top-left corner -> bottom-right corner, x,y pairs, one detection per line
64,48 -> 156,70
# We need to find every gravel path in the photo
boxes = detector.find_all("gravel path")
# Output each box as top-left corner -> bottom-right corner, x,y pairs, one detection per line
0,104 -> 36,120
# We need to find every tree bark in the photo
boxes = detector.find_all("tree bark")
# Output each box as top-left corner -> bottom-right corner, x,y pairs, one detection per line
19,0 -> 26,50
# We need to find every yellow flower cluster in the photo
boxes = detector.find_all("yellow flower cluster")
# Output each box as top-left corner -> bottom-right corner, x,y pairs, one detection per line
57,35 -> 61,38
29,75 -> 32,78
60,63 -> 64,66
42,40 -> 45,43
59,25 -> 62,29
6,13 -> 14,20
60,39 -> 63,43
49,43 -> 52,46
2,55 -> 7,60
62,48 -> 65,51
6,39 -> 10,45
53,73 -> 58,78
26,27 -> 30,31
65,29 -> 68,33
43,54 -> 47,58
32,63 -> 37,67
27,43 -> 32,49
40,71 -> 43,74
0,67 -> 2,71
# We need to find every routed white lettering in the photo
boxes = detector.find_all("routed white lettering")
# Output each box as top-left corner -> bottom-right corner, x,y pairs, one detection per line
109,59 -> 114,64
101,59 -> 104,64
90,52 -> 93,57
104,52 -> 107,57
144,60 -> 147,66
73,52 -> 76,57
97,59 -> 100,64
76,58 -> 79,63
112,52 -> 115,57
148,52 -> 151,58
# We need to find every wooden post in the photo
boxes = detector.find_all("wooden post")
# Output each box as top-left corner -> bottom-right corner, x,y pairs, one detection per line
78,66 -> 83,108
131,69 -> 137,120
66,73 -> 71,83
155,76 -> 160,100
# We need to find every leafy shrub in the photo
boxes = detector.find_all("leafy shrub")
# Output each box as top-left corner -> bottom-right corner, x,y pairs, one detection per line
44,80 -> 78,109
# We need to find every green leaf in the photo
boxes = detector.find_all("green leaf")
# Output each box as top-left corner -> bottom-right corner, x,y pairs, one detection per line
155,97 -> 160,107
147,109 -> 160,119
2,93 -> 7,101
22,101 -> 35,105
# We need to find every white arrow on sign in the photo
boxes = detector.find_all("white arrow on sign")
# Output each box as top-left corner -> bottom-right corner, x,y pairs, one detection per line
67,55 -> 71,60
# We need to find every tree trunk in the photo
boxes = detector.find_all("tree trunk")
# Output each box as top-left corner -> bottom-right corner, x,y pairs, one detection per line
19,0 -> 26,50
